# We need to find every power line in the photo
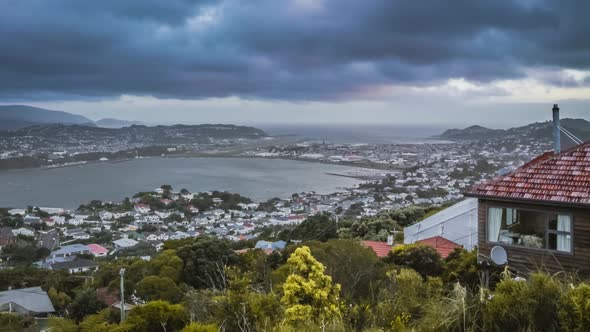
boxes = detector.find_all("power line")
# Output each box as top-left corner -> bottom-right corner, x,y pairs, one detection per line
560,127 -> 582,144
560,126 -> 583,145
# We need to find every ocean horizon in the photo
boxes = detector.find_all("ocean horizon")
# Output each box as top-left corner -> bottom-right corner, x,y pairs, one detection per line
257,124 -> 452,145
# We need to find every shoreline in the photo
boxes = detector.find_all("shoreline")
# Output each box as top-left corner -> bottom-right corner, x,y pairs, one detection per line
0,152 -> 405,174
0,157 -> 373,209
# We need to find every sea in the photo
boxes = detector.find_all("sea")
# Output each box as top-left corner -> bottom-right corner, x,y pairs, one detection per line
0,124 -> 446,209
0,158 -> 366,209
258,124 -> 450,144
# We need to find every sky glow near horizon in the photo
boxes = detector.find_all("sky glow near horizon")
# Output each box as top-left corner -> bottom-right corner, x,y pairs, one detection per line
1,0 -> 589,127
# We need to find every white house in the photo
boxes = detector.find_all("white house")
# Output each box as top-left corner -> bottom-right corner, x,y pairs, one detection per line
404,198 -> 478,250
134,204 -> 151,214
51,259 -> 98,274
7,209 -> 26,216
99,211 -> 114,220
39,207 -> 65,215
12,227 -> 35,237
113,238 -> 139,249
70,232 -> 91,240
52,216 -> 67,225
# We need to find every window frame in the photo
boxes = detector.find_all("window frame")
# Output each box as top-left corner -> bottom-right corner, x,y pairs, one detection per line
486,205 -> 574,255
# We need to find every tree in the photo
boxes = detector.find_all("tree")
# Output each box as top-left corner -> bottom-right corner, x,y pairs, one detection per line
485,272 -> 562,331
559,283 -> 590,332
47,316 -> 78,332
127,300 -> 188,332
78,308 -> 133,332
443,248 -> 481,288
176,237 -> 239,290
386,244 -> 443,278
180,323 -> 219,332
151,250 -> 184,283
0,313 -> 35,331
388,206 -> 426,227
290,213 -> 337,242
281,246 -> 341,325
160,185 -> 173,192
136,276 -> 183,303
296,240 -> 386,302
48,287 -> 72,314
67,289 -> 107,322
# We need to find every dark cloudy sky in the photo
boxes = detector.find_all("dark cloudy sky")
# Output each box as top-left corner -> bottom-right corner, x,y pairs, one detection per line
1,0 -> 589,127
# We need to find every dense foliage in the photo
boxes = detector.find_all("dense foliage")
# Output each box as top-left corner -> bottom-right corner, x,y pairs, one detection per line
3,211 -> 590,331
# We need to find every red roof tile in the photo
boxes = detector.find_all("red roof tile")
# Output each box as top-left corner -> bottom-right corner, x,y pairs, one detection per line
467,143 -> 590,206
87,243 -> 108,255
417,236 -> 462,258
361,240 -> 393,258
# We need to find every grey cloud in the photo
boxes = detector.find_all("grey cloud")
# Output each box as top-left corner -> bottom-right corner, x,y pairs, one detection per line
0,0 -> 588,101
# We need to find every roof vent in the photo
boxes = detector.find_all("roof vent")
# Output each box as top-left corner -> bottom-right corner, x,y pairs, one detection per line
387,235 -> 393,246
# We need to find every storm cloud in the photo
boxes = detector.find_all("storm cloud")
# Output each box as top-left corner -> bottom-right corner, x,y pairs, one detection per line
0,0 -> 589,101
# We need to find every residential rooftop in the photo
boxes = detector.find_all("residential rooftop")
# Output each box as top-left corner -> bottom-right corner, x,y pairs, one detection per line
466,142 -> 590,206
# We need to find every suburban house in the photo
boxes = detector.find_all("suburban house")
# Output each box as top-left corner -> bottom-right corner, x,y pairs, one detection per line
51,259 -> 99,274
113,238 -> 139,249
50,244 -> 91,258
254,240 -> 287,253
70,231 -> 91,240
87,243 -> 109,257
0,287 -> 55,316
361,239 -> 394,258
12,227 -> 35,237
404,198 -> 478,250
466,108 -> 590,274
134,204 -> 151,214
416,236 -> 462,258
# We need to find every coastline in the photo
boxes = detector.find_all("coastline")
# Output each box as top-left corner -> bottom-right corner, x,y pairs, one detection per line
0,150 -> 405,174
0,157 -> 371,209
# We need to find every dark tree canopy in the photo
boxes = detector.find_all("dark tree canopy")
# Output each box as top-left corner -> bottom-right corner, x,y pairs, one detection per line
176,237 -> 239,290
290,213 -> 337,242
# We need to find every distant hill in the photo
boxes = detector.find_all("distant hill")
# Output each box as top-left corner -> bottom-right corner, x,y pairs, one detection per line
439,125 -> 504,140
439,118 -> 590,152
439,119 -> 590,143
95,118 -> 142,128
1,123 -> 268,148
0,105 -> 93,130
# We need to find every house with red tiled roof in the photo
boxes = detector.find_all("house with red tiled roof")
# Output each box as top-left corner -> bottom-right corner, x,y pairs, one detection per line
466,107 -> 590,274
361,239 -> 394,258
87,243 -> 109,257
417,236 -> 462,258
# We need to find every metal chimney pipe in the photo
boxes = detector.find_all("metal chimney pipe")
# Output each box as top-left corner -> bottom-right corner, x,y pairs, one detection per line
552,104 -> 560,154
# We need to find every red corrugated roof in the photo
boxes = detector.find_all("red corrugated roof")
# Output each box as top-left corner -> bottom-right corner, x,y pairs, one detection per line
87,243 -> 108,254
417,236 -> 461,258
467,142 -> 590,205
361,240 -> 393,258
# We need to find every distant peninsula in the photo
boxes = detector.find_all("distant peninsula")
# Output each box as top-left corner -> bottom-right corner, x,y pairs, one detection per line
438,118 -> 590,142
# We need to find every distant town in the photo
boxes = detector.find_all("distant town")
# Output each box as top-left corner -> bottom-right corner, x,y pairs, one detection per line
0,118 -> 581,259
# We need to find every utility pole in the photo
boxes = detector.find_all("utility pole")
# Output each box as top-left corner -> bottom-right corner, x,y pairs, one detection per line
120,268 -> 126,322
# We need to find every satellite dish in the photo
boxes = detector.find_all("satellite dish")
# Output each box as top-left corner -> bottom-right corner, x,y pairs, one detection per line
490,246 -> 508,265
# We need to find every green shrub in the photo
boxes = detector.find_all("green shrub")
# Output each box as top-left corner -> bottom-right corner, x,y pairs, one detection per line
180,323 -> 219,332
484,272 -> 562,332
386,244 -> 443,278
559,283 -> 590,332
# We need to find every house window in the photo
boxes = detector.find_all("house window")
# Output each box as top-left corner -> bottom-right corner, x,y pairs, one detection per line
487,207 -> 572,253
